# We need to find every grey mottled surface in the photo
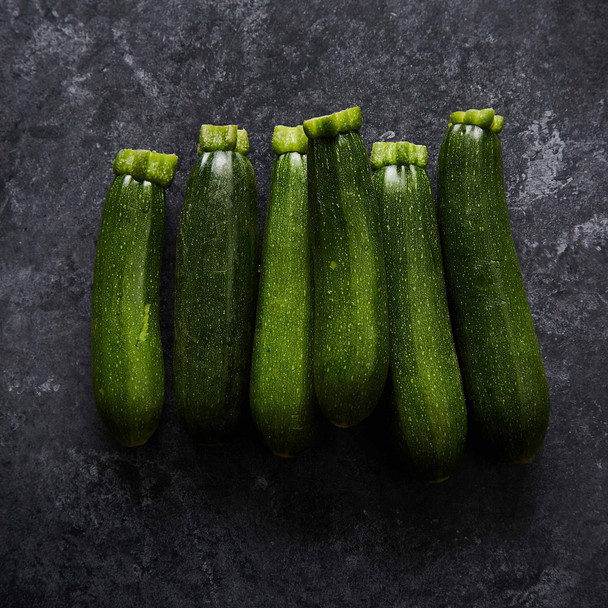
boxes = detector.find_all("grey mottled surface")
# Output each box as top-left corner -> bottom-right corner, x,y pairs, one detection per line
1,1 -> 607,606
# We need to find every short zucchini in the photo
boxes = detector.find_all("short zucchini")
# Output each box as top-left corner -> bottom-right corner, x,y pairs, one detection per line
303,107 -> 389,428
250,125 -> 317,457
372,141 -> 467,482
437,108 -> 550,463
174,125 -> 259,444
92,148 -> 178,446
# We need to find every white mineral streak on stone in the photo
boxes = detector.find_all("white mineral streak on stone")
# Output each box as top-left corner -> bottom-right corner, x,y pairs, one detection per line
3,370 -> 60,397
14,20 -> 92,80
37,378 -> 55,395
505,567 -> 580,607
517,111 -> 568,208
556,214 -> 608,256
111,30 -> 160,100
65,74 -> 94,102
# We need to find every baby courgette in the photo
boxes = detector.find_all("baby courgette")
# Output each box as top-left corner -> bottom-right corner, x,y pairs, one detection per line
372,141 -> 467,481
92,149 -> 178,446
174,126 -> 259,444
304,107 -> 389,428
250,126 -> 317,457
437,108 -> 550,463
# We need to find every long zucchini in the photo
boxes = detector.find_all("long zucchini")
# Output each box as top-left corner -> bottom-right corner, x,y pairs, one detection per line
250,126 -> 317,456
437,108 -> 550,462
372,141 -> 467,481
92,149 -> 178,446
174,125 -> 259,444
303,107 -> 389,428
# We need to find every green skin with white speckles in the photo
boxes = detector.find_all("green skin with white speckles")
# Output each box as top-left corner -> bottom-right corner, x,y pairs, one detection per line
437,122 -> 550,463
92,175 -> 166,446
374,163 -> 467,482
250,151 -> 317,456
307,131 -> 389,427
174,149 -> 259,444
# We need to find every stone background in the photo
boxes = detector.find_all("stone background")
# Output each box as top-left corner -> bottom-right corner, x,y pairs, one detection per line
1,1 -> 606,606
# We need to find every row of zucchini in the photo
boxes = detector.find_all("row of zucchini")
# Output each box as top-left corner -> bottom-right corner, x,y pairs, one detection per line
91,107 -> 549,482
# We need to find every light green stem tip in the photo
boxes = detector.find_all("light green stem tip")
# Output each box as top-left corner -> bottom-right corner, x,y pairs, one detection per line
236,129 -> 250,155
449,108 -> 504,133
370,141 -> 428,170
303,106 -> 362,139
272,125 -> 308,155
198,124 -> 238,154
490,114 -> 504,133
113,149 -> 178,188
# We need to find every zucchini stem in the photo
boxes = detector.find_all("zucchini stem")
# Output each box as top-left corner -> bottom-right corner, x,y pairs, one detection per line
198,124 -> 238,154
370,141 -> 427,170
112,149 -> 178,188
236,129 -> 250,155
303,106 -> 362,138
272,125 -> 308,155
448,108 -> 504,133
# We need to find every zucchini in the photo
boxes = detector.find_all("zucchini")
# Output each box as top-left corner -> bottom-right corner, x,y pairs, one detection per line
372,141 -> 467,482
437,108 -> 550,463
174,125 -> 259,444
92,148 -> 178,446
303,107 -> 389,428
250,126 -> 317,457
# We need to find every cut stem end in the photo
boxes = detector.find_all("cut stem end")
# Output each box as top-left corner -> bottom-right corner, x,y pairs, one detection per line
236,129 -> 250,155
113,149 -> 178,188
272,125 -> 308,155
449,108 -> 504,133
371,141 -> 428,170
303,106 -> 362,139
198,124 -> 238,154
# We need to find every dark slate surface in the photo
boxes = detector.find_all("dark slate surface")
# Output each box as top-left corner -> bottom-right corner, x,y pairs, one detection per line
1,1 -> 607,606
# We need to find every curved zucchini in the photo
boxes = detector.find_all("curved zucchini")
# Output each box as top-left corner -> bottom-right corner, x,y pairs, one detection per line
250,125 -> 317,457
174,125 -> 259,444
372,141 -> 466,482
437,108 -> 550,463
303,107 -> 389,428
92,149 -> 178,446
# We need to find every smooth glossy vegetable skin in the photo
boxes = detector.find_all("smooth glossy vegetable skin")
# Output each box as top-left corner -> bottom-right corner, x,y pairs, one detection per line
437,109 -> 550,463
92,149 -> 177,446
372,141 -> 466,482
250,126 -> 317,457
304,107 -> 389,428
174,126 -> 259,444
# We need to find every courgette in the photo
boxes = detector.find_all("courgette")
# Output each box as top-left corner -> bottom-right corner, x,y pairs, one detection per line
303,107 -> 389,428
437,108 -> 550,462
92,148 -> 178,446
250,126 -> 317,457
174,125 -> 259,444
372,141 -> 467,482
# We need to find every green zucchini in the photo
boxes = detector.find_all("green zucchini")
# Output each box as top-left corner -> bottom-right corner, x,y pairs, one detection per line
303,107 -> 389,428
437,108 -> 550,463
92,148 -> 178,446
174,125 -> 259,444
372,141 -> 467,482
250,125 -> 317,457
